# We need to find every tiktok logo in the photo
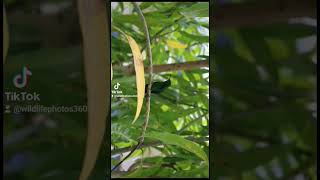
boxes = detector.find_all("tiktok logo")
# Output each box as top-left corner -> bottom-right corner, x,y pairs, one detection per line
13,66 -> 32,89
114,82 -> 120,89
112,82 -> 122,98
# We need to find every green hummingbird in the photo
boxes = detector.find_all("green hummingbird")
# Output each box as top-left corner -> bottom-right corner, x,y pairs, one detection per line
145,78 -> 171,94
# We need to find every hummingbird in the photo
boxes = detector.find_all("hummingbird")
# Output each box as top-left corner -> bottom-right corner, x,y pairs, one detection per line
145,78 -> 171,94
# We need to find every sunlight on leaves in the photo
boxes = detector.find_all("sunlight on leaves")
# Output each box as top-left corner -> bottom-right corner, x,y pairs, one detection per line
166,40 -> 187,49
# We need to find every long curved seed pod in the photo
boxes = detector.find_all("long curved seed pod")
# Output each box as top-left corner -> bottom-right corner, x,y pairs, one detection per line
112,27 -> 145,124
125,35 -> 145,124
77,0 -> 110,180
3,5 -> 9,63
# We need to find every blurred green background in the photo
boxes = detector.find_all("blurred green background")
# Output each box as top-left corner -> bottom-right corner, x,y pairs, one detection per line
3,0 -> 106,179
2,0 -> 317,179
212,0 -> 317,179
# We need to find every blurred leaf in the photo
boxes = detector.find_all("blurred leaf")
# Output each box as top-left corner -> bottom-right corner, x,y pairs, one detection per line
78,1 -> 110,179
265,38 -> 290,60
214,143 -> 293,177
239,24 -> 316,40
239,29 -> 279,82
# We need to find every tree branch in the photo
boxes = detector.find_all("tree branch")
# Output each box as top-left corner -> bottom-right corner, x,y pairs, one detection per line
134,2 -> 153,141
119,60 -> 209,75
213,0 -> 316,29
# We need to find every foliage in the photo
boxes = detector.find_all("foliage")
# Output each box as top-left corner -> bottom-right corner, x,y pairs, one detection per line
111,2 -> 209,178
213,12 -> 317,180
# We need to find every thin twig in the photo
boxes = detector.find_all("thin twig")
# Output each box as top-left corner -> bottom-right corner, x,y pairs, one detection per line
111,141 -> 143,172
154,26 -> 179,40
141,16 -> 184,51
134,2 -> 153,141
111,141 -> 162,155
111,2 -> 153,172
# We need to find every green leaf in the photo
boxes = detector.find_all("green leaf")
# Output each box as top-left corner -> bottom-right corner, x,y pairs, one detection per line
180,31 -> 208,43
145,131 -> 208,163
140,2 -> 153,10
124,166 -> 173,178
180,2 -> 209,18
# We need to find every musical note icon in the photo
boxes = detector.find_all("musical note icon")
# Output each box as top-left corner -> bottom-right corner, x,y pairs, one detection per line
13,66 -> 32,89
